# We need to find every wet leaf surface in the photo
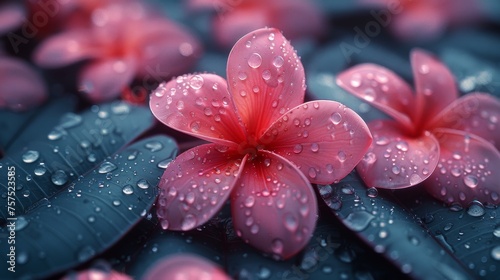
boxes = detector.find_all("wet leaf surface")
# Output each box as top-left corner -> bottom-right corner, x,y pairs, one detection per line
0,101 -> 153,219
0,135 -> 178,279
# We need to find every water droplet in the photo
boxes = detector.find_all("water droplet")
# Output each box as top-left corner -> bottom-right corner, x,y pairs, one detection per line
157,159 -> 172,169
284,213 -> 299,232
245,40 -> 251,48
51,170 -> 68,186
112,200 -> 121,206
410,174 -> 421,185
293,144 -> 303,154
145,141 -> 163,152
238,71 -> 247,80
395,141 -> 409,152
375,137 -> 389,146
111,102 -> 131,114
491,246 -> 500,260
273,55 -> 284,68
77,246 -> 95,262
189,75 -> 204,90
176,100 -> 185,110
311,143 -> 319,153
463,175 -> 479,188
137,179 -> 150,189
419,64 -> 430,74
22,150 -> 39,163
59,113 -> 82,128
15,216 -> 29,231
250,224 -> 259,234
366,187 -> 378,198
244,196 -> 255,208
262,69 -> 271,80
343,211 -> 374,231
98,161 -> 116,174
467,200 -> 485,217
326,164 -> 334,174
34,166 -> 47,176
180,214 -> 197,230
363,88 -> 376,101
308,167 -> 317,179
271,238 -> 284,254
47,128 -> 65,140
190,121 -> 201,132
122,185 -> 134,195
330,112 -> 342,125
161,219 -> 169,230
350,73 -> 362,87
248,53 -> 262,68
17,251 -> 28,264
337,151 -> 346,162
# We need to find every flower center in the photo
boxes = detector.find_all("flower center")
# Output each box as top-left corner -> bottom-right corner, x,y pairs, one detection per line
237,139 -> 265,160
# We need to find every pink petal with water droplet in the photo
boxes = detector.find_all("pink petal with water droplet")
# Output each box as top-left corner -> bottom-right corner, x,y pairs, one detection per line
62,269 -> 132,280
143,254 -> 230,280
411,49 -> 458,127
157,144 -> 244,231
33,30 -> 98,68
231,151 -> 317,259
150,73 -> 246,147
0,3 -> 25,35
227,28 -> 306,137
134,18 -> 202,78
0,57 -> 47,111
357,120 -> 440,189
336,64 -> 414,131
261,101 -> 372,185
430,93 -> 500,150
78,58 -> 136,103
424,128 -> 500,206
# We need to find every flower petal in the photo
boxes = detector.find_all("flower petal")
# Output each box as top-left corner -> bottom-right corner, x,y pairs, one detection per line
0,57 -> 47,111
150,74 -> 247,147
157,144 -> 244,231
134,18 -> 202,79
226,27 -> 306,137
33,30 -> 99,68
143,254 -> 230,280
357,120 -> 440,189
411,49 -> 458,127
0,3 -> 24,35
424,128 -> 500,206
430,93 -> 500,149
231,151 -> 317,259
213,7 -> 269,49
336,64 -> 414,131
78,58 -> 136,103
261,101 -> 372,185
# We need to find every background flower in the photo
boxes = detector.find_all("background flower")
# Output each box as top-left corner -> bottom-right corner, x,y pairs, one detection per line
337,49 -> 500,206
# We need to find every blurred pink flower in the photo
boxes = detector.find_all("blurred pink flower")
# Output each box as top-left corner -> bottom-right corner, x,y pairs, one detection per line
33,2 -> 201,103
337,49 -> 500,206
0,55 -> 47,111
150,28 -> 372,258
143,254 -> 230,280
0,2 -> 25,36
61,268 -> 131,280
188,0 -> 324,48
361,0 -> 482,40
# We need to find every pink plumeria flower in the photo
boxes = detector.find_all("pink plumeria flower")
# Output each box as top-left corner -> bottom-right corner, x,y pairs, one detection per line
337,49 -> 500,206
143,254 -> 230,280
188,0 -> 324,48
150,28 -> 372,258
0,55 -> 47,111
33,2 -> 201,103
361,0 -> 482,40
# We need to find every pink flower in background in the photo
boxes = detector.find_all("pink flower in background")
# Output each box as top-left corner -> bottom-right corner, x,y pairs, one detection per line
361,0 -> 482,40
0,55 -> 47,111
62,268 -> 132,280
337,49 -> 500,206
188,0 -> 324,48
143,254 -> 230,280
0,2 -> 25,36
150,28 -> 372,258
33,2 -> 201,103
